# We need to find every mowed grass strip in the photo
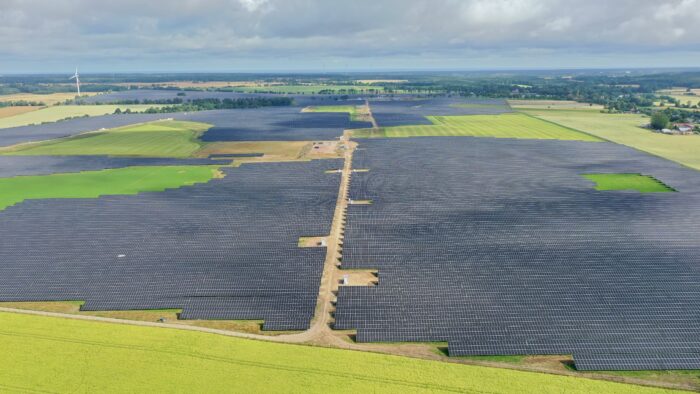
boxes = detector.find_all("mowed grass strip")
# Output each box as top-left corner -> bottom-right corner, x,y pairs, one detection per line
2,121 -> 210,158
304,105 -> 363,121
0,312 -> 681,394
523,109 -> 700,171
582,174 -> 675,193
353,113 -> 602,141
0,105 -> 163,129
0,165 -> 218,211
508,99 -> 605,111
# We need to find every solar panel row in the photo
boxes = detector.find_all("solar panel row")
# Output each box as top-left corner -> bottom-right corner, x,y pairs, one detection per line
368,98 -> 511,127
0,159 -> 342,330
334,137 -> 700,370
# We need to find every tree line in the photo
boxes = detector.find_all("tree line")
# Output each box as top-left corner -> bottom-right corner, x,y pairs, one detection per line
113,97 -> 293,115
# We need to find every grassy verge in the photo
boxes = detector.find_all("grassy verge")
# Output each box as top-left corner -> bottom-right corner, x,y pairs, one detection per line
0,301 -> 297,336
352,113 -> 602,141
0,165 -> 219,211
0,312 -> 682,393
449,103 -> 508,109
1,120 -> 210,158
304,105 -> 370,122
508,100 -> 605,111
521,109 -> 700,171
195,141 -> 311,161
0,105 -> 163,129
582,173 -> 675,193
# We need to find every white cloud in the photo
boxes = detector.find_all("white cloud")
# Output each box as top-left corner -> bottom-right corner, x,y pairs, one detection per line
238,0 -> 269,12
0,0 -> 698,71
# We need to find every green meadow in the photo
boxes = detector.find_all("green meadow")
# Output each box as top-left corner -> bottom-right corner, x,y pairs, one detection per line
0,165 -> 219,211
304,105 -> 363,121
582,173 -> 675,193
353,113 -> 602,141
2,121 -> 210,158
522,109 -> 700,171
0,105 -> 161,129
0,312 -> 681,394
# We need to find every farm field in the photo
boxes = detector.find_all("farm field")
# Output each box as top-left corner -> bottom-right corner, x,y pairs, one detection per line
0,106 -> 40,119
304,105 -> 359,115
195,140 -> 328,161
228,84 -> 384,94
582,173 -> 676,193
0,165 -> 219,211
0,312 -> 680,394
104,80 -> 286,89
656,89 -> 700,107
657,95 -> 700,107
522,109 -> 700,171
508,100 -> 605,110
303,105 -> 369,122
0,92 -> 94,105
2,120 -> 209,157
0,105 -> 163,129
352,113 -> 602,141
450,102 -> 510,109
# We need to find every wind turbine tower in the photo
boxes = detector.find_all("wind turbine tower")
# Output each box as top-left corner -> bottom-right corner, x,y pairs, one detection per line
70,67 -> 81,96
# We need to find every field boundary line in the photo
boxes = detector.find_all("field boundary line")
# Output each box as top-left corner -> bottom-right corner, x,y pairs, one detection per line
519,110 -> 700,173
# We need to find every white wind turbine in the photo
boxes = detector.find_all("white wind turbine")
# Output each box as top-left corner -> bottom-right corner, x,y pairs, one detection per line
70,67 -> 81,96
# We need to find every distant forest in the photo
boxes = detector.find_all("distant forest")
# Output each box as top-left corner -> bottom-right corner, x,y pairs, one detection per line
2,70 -> 700,115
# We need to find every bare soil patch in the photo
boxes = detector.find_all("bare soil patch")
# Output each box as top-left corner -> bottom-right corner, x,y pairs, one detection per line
0,106 -> 42,119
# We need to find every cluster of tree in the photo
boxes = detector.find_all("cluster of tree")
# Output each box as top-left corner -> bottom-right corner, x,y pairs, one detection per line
113,97 -> 292,115
645,108 -> 700,130
650,112 -> 670,130
657,95 -> 699,109
0,100 -> 45,107
0,83 -> 125,96
82,98 -> 186,105
603,95 -> 655,113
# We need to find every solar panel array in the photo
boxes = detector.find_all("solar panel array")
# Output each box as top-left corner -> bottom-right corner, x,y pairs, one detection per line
0,159 -> 341,330
0,100 -> 370,147
192,107 -> 371,142
335,137 -> 700,370
84,89 -> 367,107
368,98 -> 512,127
0,156 -> 227,178
0,113 -> 192,147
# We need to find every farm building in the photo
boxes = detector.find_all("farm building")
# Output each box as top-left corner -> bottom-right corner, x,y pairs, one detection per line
674,123 -> 695,134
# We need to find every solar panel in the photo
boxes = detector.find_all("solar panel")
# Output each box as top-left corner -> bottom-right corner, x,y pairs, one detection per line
334,136 -> 700,370
0,159 -> 342,330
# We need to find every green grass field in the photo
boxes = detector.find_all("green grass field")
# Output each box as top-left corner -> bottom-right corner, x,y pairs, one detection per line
353,113 -> 603,141
582,174 -> 675,193
0,105 -> 162,129
449,103 -> 507,109
508,100 -> 605,111
304,105 -> 363,121
2,121 -> 210,158
0,165 -> 218,211
522,109 -> 700,171
0,312 -> 681,393
656,95 -> 700,108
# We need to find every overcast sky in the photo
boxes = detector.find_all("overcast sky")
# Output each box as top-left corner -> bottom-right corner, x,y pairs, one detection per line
1,0 -> 699,73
